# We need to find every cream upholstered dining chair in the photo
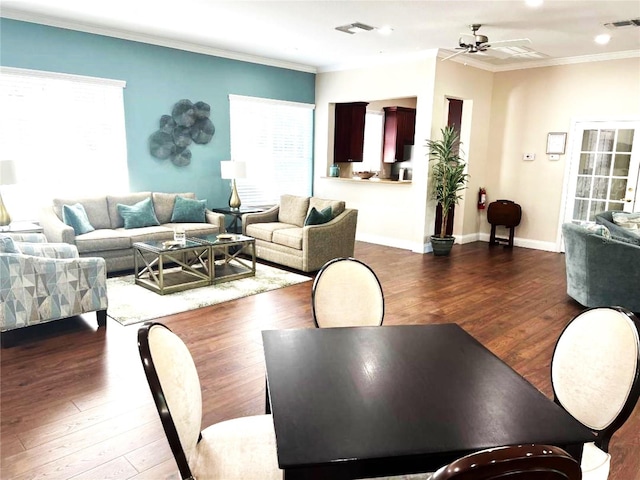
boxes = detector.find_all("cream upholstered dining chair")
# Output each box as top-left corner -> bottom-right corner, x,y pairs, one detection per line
311,257 -> 384,328
430,444 -> 581,480
551,306 -> 640,480
138,322 -> 281,480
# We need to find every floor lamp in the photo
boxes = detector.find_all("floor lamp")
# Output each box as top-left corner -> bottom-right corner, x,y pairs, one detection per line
220,161 -> 246,210
0,160 -> 17,229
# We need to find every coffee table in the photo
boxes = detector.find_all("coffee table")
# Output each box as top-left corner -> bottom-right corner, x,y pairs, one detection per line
133,234 -> 256,294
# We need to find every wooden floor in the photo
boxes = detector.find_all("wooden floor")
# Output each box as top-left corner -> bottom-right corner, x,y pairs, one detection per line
1,241 -> 638,480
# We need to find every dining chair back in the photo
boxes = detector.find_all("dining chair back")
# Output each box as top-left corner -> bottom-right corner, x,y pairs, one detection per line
312,257 -> 384,328
551,306 -> 640,479
138,322 -> 280,480
430,444 -> 581,480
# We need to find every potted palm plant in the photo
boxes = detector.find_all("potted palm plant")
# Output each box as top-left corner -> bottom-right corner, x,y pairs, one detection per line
426,126 -> 470,256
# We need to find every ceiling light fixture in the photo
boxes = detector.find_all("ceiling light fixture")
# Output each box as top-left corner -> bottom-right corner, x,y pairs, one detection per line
377,25 -> 394,35
525,0 -> 544,7
595,33 -> 611,45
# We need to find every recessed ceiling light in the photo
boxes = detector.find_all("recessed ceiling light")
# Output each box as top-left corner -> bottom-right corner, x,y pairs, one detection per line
525,0 -> 543,7
377,26 -> 394,36
595,33 -> 611,44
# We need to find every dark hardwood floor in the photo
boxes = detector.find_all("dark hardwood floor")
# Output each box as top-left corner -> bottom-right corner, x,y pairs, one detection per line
1,241 -> 638,479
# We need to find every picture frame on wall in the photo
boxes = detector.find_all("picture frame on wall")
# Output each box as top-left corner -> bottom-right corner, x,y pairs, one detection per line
546,132 -> 567,154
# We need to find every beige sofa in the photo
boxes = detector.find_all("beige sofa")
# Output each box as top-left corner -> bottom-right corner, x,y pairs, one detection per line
243,194 -> 358,272
40,192 -> 225,273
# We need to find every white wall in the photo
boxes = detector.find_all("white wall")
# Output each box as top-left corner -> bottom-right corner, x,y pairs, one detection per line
314,53 -> 438,252
487,57 -> 640,250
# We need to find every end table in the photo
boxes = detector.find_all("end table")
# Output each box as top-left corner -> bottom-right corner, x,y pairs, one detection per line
210,207 -> 265,234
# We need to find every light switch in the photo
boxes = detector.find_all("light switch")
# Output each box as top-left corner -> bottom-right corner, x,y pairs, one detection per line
523,153 -> 535,161
549,154 -> 560,161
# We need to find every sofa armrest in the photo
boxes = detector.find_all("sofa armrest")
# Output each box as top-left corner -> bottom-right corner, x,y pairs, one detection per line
302,208 -> 358,272
39,206 -> 75,244
242,206 -> 280,233
205,210 -> 227,233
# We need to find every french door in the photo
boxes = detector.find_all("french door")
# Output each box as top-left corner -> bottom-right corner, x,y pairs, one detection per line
563,120 -> 639,225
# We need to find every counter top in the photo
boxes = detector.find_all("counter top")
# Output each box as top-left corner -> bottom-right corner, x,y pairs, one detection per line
321,176 -> 412,185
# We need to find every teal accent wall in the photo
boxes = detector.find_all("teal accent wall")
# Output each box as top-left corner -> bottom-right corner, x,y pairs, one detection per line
0,18 -> 315,208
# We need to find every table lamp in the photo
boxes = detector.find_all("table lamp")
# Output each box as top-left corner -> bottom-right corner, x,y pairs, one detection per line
0,160 -> 17,229
220,160 -> 246,210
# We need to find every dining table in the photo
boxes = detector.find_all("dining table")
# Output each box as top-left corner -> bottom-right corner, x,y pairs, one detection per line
261,323 -> 594,480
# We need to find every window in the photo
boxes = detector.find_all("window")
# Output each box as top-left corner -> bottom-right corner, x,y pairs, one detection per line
229,94 -> 314,206
361,111 -> 384,172
0,67 -> 128,221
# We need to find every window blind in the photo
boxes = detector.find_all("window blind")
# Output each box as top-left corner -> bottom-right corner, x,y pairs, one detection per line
0,67 -> 128,220
229,94 -> 314,206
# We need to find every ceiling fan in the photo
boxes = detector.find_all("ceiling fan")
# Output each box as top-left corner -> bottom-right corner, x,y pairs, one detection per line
441,24 -> 531,61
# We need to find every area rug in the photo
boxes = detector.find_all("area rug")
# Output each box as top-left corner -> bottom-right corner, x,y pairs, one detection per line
106,263 -> 311,326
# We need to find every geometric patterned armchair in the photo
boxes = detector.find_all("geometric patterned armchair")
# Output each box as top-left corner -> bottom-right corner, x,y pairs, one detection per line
0,232 -> 108,348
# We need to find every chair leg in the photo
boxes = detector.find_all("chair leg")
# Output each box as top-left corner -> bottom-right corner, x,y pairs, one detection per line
97,310 -> 107,327
489,225 -> 497,245
508,226 -> 515,248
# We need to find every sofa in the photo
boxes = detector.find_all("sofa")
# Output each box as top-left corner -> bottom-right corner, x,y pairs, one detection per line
40,192 -> 225,273
0,233 -> 107,347
243,194 -> 358,272
561,222 -> 640,313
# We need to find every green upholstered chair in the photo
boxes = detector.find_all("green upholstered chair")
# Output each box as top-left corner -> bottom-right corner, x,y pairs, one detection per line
0,232 -> 107,347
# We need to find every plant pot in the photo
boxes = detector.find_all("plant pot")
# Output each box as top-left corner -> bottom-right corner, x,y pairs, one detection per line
430,235 -> 455,256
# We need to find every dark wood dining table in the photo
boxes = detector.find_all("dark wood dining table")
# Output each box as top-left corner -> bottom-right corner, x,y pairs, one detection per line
261,323 -> 594,480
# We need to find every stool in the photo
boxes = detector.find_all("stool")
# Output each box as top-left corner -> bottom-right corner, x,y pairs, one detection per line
488,200 -> 522,248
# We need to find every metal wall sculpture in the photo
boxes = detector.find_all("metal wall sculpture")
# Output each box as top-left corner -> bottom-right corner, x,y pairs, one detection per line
149,99 -> 215,166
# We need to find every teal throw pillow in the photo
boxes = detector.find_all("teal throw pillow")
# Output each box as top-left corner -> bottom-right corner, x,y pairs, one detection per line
304,206 -> 332,226
0,234 -> 18,253
171,196 -> 206,223
117,197 -> 160,229
62,203 -> 95,235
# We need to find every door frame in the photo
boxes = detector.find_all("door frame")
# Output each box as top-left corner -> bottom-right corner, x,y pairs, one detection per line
557,115 -> 640,252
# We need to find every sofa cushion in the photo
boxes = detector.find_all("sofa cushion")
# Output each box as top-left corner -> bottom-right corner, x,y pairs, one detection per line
53,196 -> 111,230
272,227 -> 303,250
309,197 -> 345,218
62,203 -> 95,235
279,195 -> 310,227
166,222 -> 221,237
107,192 -> 152,228
246,222 -> 296,242
74,229 -> 134,253
171,196 -> 206,223
152,192 -> 196,224
117,198 -> 160,229
304,206 -> 332,226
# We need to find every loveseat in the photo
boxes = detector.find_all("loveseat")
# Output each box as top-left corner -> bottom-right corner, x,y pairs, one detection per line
0,233 -> 107,347
243,194 -> 358,272
562,222 -> 640,313
40,192 -> 225,273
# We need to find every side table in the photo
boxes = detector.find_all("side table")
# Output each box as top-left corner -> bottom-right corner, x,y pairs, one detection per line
210,207 -> 265,234
2,221 -> 44,234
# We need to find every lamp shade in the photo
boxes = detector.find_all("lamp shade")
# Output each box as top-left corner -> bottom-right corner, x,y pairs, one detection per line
0,160 -> 17,186
220,160 -> 246,180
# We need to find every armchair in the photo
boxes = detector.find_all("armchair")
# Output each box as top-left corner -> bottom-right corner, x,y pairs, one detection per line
0,233 -> 108,347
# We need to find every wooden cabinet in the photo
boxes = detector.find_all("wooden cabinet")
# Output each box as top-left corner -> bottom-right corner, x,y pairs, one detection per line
333,102 -> 368,163
383,106 -> 416,163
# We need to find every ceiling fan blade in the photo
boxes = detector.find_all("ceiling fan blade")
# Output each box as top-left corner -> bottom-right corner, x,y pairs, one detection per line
441,49 -> 468,61
488,38 -> 531,48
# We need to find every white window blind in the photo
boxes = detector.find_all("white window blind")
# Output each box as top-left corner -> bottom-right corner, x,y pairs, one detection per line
362,111 -> 384,172
0,67 -> 128,221
229,94 -> 314,206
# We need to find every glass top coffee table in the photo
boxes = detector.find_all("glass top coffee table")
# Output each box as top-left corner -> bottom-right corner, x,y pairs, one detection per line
133,234 -> 255,295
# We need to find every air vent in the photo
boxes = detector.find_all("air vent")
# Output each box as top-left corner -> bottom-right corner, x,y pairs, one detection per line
604,18 -> 640,29
336,22 -> 375,34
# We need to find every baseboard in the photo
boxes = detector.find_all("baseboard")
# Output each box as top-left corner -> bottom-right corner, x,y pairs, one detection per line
355,233 -> 424,253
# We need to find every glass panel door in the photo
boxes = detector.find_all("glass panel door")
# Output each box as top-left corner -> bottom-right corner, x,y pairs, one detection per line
565,121 -> 639,225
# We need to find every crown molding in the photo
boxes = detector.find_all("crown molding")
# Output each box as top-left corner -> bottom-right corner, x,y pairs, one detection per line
0,9 -> 318,74
489,49 -> 640,72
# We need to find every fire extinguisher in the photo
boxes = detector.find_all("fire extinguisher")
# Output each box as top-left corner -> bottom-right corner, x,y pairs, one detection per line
478,187 -> 487,210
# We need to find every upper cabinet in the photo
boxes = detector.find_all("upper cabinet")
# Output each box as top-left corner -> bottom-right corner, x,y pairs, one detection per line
334,102 -> 368,163
383,106 -> 416,163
